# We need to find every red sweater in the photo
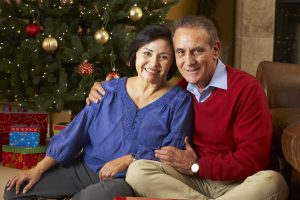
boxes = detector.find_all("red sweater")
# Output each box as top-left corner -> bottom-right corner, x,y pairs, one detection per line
180,65 -> 272,181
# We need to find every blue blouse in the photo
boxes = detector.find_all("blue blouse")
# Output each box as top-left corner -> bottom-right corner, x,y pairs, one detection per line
47,77 -> 193,177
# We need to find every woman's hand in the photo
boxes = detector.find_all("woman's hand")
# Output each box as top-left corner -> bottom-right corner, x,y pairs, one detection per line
99,154 -> 133,180
6,156 -> 57,195
6,167 -> 42,195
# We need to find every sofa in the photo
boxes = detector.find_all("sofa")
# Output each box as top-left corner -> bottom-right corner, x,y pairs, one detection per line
256,61 -> 300,199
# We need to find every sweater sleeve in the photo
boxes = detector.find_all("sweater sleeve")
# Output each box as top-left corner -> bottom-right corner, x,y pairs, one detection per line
198,80 -> 272,180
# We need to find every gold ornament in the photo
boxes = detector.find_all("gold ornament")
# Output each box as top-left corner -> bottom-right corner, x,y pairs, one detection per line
129,5 -> 143,21
94,28 -> 109,44
60,0 -> 74,6
42,36 -> 58,52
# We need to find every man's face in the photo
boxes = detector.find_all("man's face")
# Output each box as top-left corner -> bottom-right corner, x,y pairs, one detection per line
173,27 -> 220,91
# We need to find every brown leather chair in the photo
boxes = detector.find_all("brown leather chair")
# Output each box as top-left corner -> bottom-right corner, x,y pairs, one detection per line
256,61 -> 300,199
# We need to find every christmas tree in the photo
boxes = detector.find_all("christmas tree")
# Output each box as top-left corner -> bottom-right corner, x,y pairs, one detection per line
0,0 -> 178,113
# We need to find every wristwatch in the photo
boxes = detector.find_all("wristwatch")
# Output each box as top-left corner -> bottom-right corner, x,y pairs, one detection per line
191,160 -> 199,174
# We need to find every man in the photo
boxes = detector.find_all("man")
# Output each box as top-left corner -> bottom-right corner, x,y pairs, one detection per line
87,16 -> 288,200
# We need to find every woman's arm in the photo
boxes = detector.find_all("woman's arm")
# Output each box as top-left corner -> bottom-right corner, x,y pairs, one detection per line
98,154 -> 135,180
6,156 -> 58,194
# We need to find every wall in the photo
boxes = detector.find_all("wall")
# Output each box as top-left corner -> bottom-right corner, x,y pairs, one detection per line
215,0 -> 236,66
166,0 -> 197,20
234,0 -> 276,75
167,0 -> 236,66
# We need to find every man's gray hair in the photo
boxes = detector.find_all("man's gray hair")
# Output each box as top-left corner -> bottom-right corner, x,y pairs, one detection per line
172,15 -> 219,47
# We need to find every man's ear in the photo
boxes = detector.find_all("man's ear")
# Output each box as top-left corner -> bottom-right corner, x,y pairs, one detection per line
213,41 -> 221,59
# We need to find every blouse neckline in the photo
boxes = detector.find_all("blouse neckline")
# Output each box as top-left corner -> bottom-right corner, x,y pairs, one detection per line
120,77 -> 179,112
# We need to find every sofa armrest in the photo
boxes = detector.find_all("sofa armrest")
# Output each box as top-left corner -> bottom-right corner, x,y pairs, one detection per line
282,121 -> 300,172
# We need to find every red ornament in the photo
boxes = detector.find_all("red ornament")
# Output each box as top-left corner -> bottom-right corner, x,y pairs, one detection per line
106,71 -> 120,80
78,61 -> 94,76
26,23 -> 41,36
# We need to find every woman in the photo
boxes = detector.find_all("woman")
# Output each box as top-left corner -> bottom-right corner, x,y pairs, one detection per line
4,24 -> 193,200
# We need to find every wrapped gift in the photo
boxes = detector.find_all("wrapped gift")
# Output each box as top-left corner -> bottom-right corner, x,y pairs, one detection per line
9,124 -> 41,132
50,110 -> 72,137
0,113 -> 48,144
53,122 -> 68,135
0,133 -> 9,161
9,132 -> 40,147
0,101 -> 27,112
2,145 -> 47,169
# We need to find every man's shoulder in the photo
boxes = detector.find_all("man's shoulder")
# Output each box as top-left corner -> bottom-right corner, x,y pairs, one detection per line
226,65 -> 259,87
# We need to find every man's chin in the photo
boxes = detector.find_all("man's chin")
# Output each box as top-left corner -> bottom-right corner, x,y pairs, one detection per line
182,75 -> 200,84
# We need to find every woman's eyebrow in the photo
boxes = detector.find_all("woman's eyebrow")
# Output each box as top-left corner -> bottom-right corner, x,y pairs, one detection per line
143,47 -> 153,52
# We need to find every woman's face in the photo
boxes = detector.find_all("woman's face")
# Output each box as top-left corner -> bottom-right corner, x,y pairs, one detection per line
135,39 -> 173,84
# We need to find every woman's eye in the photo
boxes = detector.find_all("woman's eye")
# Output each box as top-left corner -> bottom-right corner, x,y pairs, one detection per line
160,55 -> 169,60
143,51 -> 151,57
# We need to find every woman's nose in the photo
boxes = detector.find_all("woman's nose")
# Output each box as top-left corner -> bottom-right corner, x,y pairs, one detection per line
149,56 -> 159,67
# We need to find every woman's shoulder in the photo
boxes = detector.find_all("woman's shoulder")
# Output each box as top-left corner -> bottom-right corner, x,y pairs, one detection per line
166,85 -> 192,104
102,77 -> 127,92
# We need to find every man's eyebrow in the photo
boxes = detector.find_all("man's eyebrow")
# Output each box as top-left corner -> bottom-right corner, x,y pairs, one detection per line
175,48 -> 184,52
190,46 -> 204,52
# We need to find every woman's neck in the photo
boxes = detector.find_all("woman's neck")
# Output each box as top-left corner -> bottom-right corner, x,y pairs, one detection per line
126,76 -> 172,109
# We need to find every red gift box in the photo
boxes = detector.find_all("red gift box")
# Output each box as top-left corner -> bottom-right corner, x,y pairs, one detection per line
0,113 -> 48,144
0,133 -> 9,161
2,145 -> 47,169
9,124 -> 41,132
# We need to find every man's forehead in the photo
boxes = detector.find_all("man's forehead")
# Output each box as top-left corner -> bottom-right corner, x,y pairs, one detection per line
173,27 -> 209,44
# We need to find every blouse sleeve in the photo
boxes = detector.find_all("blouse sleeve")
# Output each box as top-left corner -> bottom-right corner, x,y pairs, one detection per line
46,104 -> 96,165
161,92 -> 193,148
136,91 -> 193,160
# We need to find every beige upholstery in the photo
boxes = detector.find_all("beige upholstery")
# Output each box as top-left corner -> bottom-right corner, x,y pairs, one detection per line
256,61 -> 300,199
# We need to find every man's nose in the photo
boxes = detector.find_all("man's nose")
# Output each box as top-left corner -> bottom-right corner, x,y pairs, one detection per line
185,53 -> 195,66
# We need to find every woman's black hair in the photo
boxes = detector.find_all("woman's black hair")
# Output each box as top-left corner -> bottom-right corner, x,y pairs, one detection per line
128,24 -> 177,81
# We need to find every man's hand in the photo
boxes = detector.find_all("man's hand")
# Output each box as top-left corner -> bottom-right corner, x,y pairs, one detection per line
6,168 -> 42,195
86,75 -> 113,105
155,137 -> 197,175
99,154 -> 133,180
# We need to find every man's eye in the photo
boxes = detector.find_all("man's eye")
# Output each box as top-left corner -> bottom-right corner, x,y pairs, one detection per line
193,49 -> 203,55
176,50 -> 184,56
